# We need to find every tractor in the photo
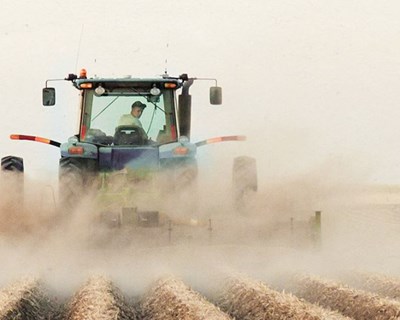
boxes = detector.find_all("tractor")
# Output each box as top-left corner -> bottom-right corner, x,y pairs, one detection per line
1,69 -> 257,230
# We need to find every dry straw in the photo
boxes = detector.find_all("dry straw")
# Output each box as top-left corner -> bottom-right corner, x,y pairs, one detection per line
290,274 -> 400,320
140,277 -> 231,320
64,275 -> 136,320
343,271 -> 400,301
217,276 -> 350,320
0,277 -> 52,319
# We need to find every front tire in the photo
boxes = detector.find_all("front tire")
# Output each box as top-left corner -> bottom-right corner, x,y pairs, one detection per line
232,156 -> 257,210
59,157 -> 97,213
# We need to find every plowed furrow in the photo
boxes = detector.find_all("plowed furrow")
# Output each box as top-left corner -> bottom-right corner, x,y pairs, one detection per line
140,277 -> 231,320
2,272 -> 400,319
217,276 -> 350,320
0,277 -> 53,320
288,274 -> 400,320
342,271 -> 400,301
63,275 -> 137,320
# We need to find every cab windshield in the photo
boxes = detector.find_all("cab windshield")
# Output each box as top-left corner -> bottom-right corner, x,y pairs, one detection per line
80,88 -> 177,145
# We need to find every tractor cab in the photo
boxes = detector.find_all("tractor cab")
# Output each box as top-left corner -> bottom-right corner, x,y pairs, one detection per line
43,70 -> 222,148
72,75 -> 184,147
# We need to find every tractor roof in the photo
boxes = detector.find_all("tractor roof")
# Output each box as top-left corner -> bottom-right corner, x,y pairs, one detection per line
72,75 -> 186,90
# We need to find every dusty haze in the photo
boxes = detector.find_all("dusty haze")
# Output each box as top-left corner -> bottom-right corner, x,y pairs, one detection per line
2,0 -> 400,183
1,0 -> 400,298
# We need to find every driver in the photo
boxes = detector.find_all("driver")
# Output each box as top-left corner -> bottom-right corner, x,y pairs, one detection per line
118,101 -> 146,128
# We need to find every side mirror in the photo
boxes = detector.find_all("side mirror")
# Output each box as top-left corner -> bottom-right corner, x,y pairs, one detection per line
42,88 -> 56,106
210,86 -> 222,105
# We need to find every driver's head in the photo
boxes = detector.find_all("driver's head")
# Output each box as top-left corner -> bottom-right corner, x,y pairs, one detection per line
131,101 -> 146,118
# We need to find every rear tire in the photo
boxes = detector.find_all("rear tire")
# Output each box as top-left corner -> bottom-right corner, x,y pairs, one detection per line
160,158 -> 198,192
1,156 -> 24,216
59,157 -> 96,213
1,156 -> 24,172
232,156 -> 257,210
160,158 -> 199,214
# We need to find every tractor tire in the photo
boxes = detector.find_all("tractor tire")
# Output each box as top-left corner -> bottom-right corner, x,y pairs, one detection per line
1,156 -> 24,214
160,158 -> 198,193
59,157 -> 96,213
173,160 -> 198,191
232,156 -> 257,210
159,158 -> 199,213
58,157 -> 98,213
1,156 -> 24,172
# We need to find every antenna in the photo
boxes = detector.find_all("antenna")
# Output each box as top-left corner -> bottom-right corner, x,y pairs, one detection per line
74,24 -> 84,72
164,43 -> 169,75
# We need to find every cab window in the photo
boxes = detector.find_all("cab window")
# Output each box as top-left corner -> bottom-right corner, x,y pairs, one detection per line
80,89 -> 177,145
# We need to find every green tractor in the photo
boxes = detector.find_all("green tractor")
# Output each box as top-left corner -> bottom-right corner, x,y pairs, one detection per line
2,69 -> 257,229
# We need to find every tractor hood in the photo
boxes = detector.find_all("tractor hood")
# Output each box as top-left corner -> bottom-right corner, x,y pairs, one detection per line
99,146 -> 159,171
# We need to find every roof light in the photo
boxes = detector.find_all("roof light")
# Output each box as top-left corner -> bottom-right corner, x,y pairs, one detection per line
68,146 -> 84,155
80,83 -> 92,89
95,85 -> 105,96
79,68 -> 87,78
150,87 -> 161,96
164,83 -> 177,89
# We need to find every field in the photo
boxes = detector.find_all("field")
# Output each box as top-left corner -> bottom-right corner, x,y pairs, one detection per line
1,272 -> 400,319
1,174 -> 400,319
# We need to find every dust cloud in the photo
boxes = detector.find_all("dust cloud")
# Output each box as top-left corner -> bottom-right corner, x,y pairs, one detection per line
1,0 -> 400,304
1,149 -> 400,300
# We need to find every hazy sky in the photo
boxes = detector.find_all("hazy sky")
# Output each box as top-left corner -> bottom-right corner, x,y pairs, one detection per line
2,0 -> 400,185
